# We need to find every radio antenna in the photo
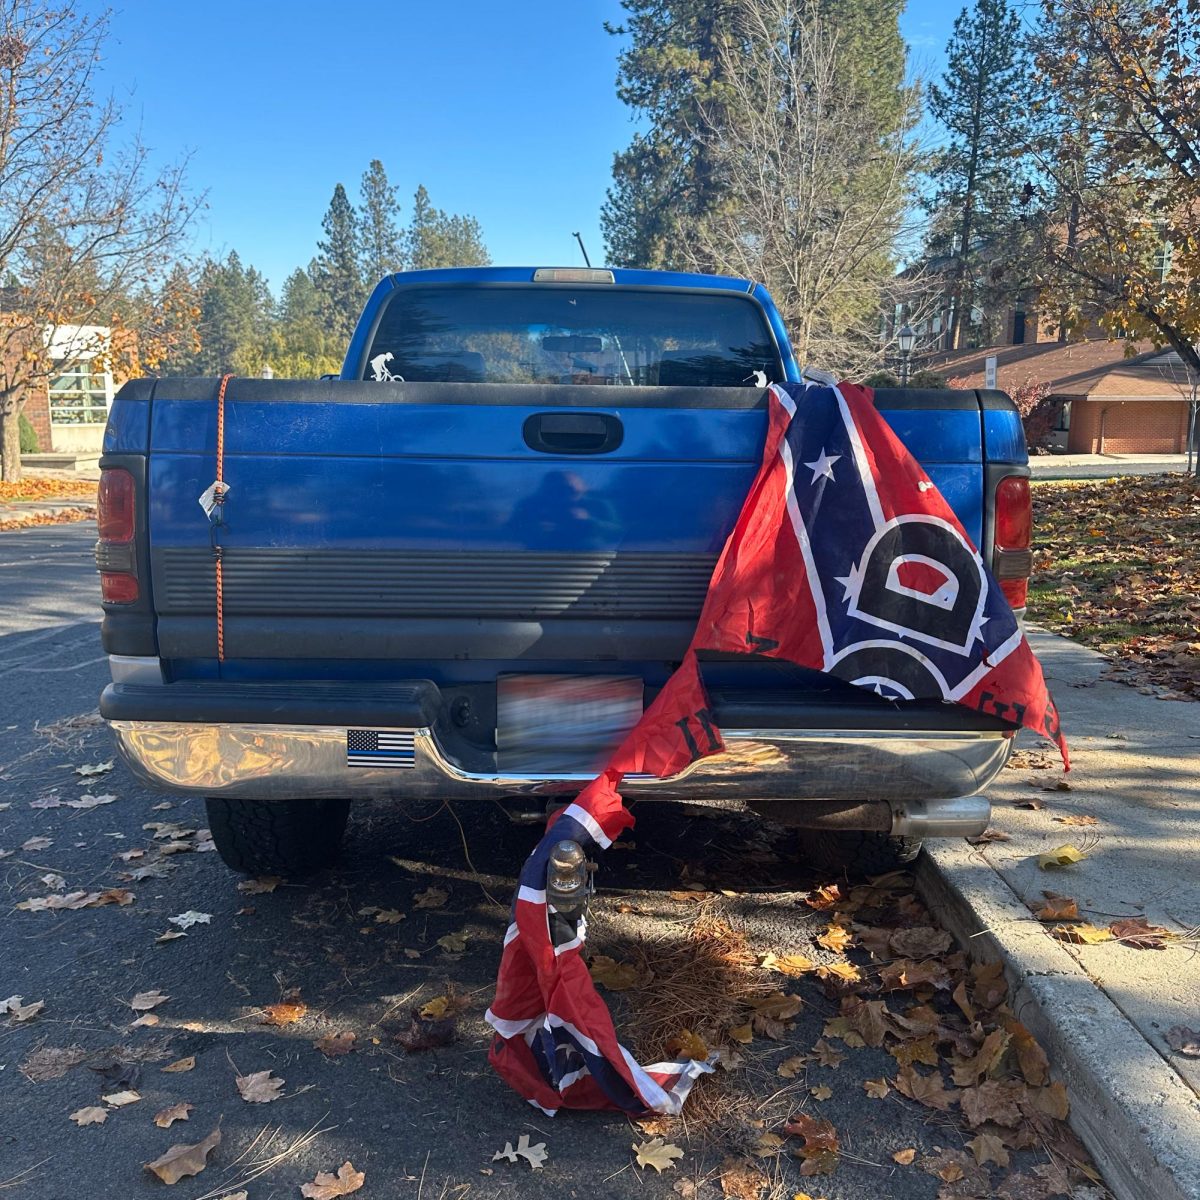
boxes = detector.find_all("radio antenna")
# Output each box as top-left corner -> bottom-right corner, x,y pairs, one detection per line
572,232 -> 593,268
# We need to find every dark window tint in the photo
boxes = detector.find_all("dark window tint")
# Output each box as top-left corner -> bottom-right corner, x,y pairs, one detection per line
363,286 -> 782,387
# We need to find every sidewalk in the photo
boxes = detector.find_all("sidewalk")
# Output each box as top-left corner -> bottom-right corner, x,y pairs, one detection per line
1030,452 -> 1191,480
919,628 -> 1200,1200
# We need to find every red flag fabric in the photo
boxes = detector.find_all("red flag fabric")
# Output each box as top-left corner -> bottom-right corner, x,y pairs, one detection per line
486,381 -> 1066,1115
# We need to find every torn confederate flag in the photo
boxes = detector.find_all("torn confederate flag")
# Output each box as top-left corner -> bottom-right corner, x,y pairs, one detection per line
486,380 -> 1067,1115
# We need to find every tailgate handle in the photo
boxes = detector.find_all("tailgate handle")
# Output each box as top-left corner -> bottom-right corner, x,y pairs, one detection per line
523,411 -> 624,455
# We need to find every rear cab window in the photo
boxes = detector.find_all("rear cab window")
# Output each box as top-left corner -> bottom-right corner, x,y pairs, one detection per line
362,285 -> 784,388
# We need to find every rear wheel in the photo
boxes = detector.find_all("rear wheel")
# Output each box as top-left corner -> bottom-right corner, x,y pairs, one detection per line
798,829 -> 923,878
205,797 -> 350,876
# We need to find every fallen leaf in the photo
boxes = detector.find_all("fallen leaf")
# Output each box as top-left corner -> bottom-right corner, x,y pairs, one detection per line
892,1148 -> 916,1165
22,836 -> 52,851
1166,1026 -> 1200,1057
144,1127 -> 221,1185
718,1156 -> 768,1199
1032,895 -> 1079,921
162,1056 -> 196,1073
413,886 -> 448,908
759,952 -> 814,976
843,998 -> 896,1047
1037,844 -> 1087,869
491,1134 -> 547,1170
436,930 -> 468,953
39,872 -> 66,890
300,1161 -> 366,1199
168,911 -> 211,929
809,1085 -> 832,1100
1052,814 -> 1098,826
131,1014 -> 160,1028
752,1132 -> 785,1158
863,1078 -> 889,1098
65,793 -> 117,809
952,1028 -> 1010,1087
1052,921 -> 1114,944
812,1038 -> 846,1068
236,1069 -> 284,1103
75,760 -> 115,777
888,1034 -> 940,1068
374,908 -> 406,924
665,1030 -> 709,1061
2,997 -> 44,1021
315,1031 -> 356,1057
815,961 -> 863,985
816,924 -> 853,954
959,1079 -> 1024,1127
1001,1017 -> 1050,1086
117,849 -> 144,861
1110,916 -> 1171,948
236,876 -> 281,895
888,926 -> 953,958
129,990 -> 169,1011
154,1102 -> 192,1128
669,889 -> 711,903
727,1023 -> 754,1044
782,1112 -> 839,1151
70,1106 -> 107,1126
102,1090 -> 141,1107
1015,798 -> 1045,809
1027,1080 -> 1069,1120
748,992 -> 802,1021
777,1055 -> 807,1078
893,1065 -> 955,1110
156,930 -> 187,943
589,955 -> 640,990
634,1137 -> 684,1172
262,1001 -> 307,1026
804,884 -> 842,910
966,1131 -> 1010,1168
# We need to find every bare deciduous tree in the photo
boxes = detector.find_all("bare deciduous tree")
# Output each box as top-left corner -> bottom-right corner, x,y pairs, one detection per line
0,0 -> 198,480
676,0 -> 921,376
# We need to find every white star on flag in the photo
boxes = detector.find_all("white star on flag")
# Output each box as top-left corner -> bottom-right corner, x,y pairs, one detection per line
803,449 -> 841,484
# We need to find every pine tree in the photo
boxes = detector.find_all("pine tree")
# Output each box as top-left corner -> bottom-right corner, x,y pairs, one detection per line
926,0 -> 1033,350
271,266 -> 343,378
180,253 -> 274,376
359,160 -> 403,284
312,183 -> 364,343
403,185 -> 490,269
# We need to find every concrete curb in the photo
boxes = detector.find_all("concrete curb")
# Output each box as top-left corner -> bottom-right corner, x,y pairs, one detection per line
916,840 -> 1200,1200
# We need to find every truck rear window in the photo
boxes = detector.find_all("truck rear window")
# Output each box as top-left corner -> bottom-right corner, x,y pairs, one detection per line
363,285 -> 783,387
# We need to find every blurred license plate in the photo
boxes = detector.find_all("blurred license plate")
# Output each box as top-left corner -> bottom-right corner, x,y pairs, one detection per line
497,674 -> 644,773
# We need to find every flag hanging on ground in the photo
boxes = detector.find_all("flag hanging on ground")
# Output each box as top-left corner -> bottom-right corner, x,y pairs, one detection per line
486,380 -> 1067,1115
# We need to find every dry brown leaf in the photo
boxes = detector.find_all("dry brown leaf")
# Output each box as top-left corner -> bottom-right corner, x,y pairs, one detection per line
863,1078 -> 889,1098
413,886 -> 448,908
1000,1017 -> 1050,1086
726,1023 -> 754,1044
144,1126 -> 221,1185
752,1132 -> 786,1158
816,961 -> 863,985
893,1065 -> 956,1110
888,926 -> 953,958
782,1112 -> 839,1152
809,1084 -> 832,1100
1031,895 -> 1079,921
952,1028 -> 1010,1087
262,1001 -> 307,1026
300,1161 -> 366,1198
1110,916 -> 1171,948
1051,921 -> 1114,945
1026,1080 -> 1069,1120
759,952 -> 814,976
162,1056 -> 196,1073
892,1148 -> 917,1165
966,1131 -> 1010,1168
315,1031 -> 357,1057
633,1137 -> 684,1172
436,930 -> 469,953
842,998 -> 895,1047
718,1157 -> 767,1199
665,1030 -> 709,1061
589,955 -> 640,990
374,908 -> 406,924
812,1038 -> 847,1068
102,1090 -> 141,1107
816,924 -> 853,954
777,1055 -> 807,1078
236,876 -> 281,894
235,1069 -> 284,1103
748,991 -> 802,1020
888,1034 -> 940,1068
959,1080 -> 1024,1127
129,990 -> 169,1012
2,997 -> 44,1021
1052,814 -> 1098,826
70,1106 -> 107,1126
154,1102 -> 192,1128
804,884 -> 842,910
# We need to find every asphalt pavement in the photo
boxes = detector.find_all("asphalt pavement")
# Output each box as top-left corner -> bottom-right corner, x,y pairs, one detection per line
0,523 -> 1096,1200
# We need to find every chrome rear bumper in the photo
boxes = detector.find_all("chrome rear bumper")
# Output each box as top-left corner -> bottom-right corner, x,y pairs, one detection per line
108,720 -> 1009,833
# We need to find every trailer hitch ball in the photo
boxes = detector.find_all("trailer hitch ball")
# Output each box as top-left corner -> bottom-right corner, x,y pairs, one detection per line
547,839 -> 590,912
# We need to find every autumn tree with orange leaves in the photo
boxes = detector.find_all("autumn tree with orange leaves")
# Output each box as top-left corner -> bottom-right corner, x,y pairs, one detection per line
0,1 -> 198,480
1028,0 -> 1200,380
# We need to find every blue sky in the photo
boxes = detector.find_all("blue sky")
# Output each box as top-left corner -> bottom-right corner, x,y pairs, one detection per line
94,0 -> 953,292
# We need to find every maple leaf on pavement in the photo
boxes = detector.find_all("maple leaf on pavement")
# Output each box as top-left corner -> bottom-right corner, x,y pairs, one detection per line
492,1134 -> 547,1168
262,1001 -> 307,1026
413,886 -> 448,908
168,911 -> 211,929
162,1056 -> 196,1073
966,1131 -> 1010,1168
1109,916 -> 1171,948
1031,895 -> 1079,921
144,1128 -> 221,1185
315,1031 -> 356,1057
70,1106 -> 107,1126
154,1102 -> 192,1128
633,1137 -> 684,1171
236,1069 -> 284,1102
301,1161 -> 365,1198
893,1065 -> 956,1111
589,955 -> 640,990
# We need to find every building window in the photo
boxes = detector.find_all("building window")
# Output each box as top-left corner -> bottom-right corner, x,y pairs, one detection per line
48,366 -> 112,425
1055,400 -> 1071,432
1012,307 -> 1026,345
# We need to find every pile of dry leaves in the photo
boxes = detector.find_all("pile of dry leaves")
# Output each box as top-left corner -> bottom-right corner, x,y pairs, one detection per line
1029,476 -> 1199,698
593,872 -> 1102,1200
0,476 -> 98,503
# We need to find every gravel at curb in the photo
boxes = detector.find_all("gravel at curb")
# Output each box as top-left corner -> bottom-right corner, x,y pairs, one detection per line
916,839 -> 1200,1200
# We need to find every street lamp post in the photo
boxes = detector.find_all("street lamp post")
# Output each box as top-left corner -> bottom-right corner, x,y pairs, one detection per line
897,324 -> 916,387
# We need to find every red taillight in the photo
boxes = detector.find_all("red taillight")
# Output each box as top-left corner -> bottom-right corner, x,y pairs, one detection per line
96,467 -> 138,603
994,475 -> 1032,609
100,572 -> 139,603
98,468 -> 135,542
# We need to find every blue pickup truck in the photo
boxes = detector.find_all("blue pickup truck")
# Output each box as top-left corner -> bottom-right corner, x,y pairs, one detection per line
95,266 -> 1032,877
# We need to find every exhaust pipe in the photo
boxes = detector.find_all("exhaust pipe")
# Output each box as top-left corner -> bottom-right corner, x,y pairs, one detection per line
888,795 -> 990,838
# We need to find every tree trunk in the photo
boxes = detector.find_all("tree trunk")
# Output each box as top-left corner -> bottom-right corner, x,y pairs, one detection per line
0,394 -> 23,483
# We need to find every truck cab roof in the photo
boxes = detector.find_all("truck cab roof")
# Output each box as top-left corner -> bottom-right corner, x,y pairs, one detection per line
378,266 -> 758,292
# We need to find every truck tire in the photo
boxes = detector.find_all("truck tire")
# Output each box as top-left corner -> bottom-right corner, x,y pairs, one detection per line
799,829 -> 923,878
205,797 -> 350,877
